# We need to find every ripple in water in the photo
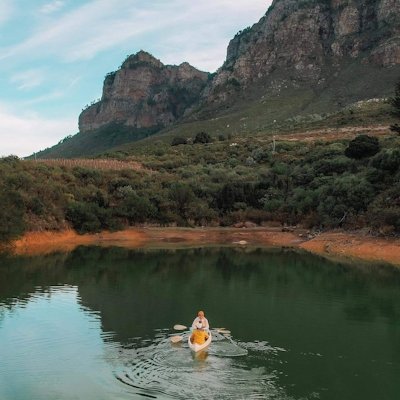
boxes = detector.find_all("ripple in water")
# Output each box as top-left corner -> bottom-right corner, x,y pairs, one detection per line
113,331 -> 298,400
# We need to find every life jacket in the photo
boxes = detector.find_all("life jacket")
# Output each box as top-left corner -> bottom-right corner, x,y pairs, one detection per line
190,329 -> 209,345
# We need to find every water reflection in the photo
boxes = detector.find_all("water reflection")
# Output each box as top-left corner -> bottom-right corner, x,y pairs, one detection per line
0,247 -> 400,399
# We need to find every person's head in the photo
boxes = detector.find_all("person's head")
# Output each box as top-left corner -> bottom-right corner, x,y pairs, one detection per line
198,310 -> 204,320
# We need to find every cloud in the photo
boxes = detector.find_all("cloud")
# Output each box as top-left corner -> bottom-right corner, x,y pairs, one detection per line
10,69 -> 44,91
0,104 -> 77,157
24,76 -> 82,105
1,0 -> 270,70
24,90 -> 65,105
41,1 -> 65,14
1,0 -> 148,61
0,0 -> 271,159
0,0 -> 13,26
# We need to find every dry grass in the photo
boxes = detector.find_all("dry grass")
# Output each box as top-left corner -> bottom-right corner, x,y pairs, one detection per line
35,158 -> 147,171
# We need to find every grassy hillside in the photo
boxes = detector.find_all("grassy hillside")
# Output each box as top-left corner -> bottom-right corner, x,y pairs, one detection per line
136,62 -> 399,146
96,98 -> 393,158
31,61 -> 400,159
2,126 -> 399,243
30,123 -> 162,160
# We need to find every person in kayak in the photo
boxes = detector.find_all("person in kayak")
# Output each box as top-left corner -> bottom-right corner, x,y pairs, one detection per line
190,311 -> 210,344
191,310 -> 209,331
190,327 -> 209,345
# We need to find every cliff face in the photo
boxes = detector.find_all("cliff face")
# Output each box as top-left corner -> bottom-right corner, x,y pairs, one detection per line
79,51 -> 209,132
206,0 -> 400,100
78,0 -> 400,141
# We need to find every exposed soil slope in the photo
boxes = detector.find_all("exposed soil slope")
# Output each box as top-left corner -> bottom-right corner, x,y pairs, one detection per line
8,228 -> 400,267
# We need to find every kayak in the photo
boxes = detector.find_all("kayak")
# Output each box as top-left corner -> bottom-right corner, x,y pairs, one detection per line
188,330 -> 212,352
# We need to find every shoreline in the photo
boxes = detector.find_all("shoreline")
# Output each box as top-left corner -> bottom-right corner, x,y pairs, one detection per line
5,227 -> 400,266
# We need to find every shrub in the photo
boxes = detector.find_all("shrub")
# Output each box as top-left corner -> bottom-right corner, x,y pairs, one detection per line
72,166 -> 103,184
388,76 -> 400,135
215,182 -> 259,212
65,202 -> 102,234
168,183 -> 196,218
114,194 -> 157,224
314,156 -> 355,176
97,207 -> 123,231
171,136 -> 187,146
246,157 -> 256,166
344,135 -> 380,159
370,149 -> 400,173
263,199 -> 285,212
193,132 -> 212,144
0,155 -> 21,168
115,185 -> 136,198
27,196 -> 44,216
0,189 -> 25,242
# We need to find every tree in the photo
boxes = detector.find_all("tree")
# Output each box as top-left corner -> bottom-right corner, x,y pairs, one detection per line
389,77 -> 400,135
344,135 -> 380,159
370,149 -> 400,174
65,202 -> 101,234
193,131 -> 212,144
168,183 -> 195,218
171,136 -> 187,146
114,194 -> 156,224
0,188 -> 25,242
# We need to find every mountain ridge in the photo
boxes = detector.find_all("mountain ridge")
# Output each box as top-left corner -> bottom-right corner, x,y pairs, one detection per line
79,50 -> 210,133
34,0 -> 400,159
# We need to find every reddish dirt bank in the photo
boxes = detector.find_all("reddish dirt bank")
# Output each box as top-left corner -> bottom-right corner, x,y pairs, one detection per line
7,228 -> 400,267
299,232 -> 400,266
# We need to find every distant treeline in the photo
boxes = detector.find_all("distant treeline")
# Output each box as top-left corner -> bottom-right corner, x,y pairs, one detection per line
1,131 -> 399,243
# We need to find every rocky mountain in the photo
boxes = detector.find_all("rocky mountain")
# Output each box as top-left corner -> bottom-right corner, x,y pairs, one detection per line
79,51 -> 209,133
37,0 -> 400,159
205,0 -> 400,102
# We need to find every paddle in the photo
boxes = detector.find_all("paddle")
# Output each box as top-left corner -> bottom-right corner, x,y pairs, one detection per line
173,324 -> 187,330
171,324 -> 231,342
212,328 -> 231,334
171,324 -> 187,342
171,335 -> 183,343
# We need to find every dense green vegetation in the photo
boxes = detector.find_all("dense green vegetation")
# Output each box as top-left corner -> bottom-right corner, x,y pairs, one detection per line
3,79 -> 400,243
389,77 -> 400,135
1,128 -> 399,243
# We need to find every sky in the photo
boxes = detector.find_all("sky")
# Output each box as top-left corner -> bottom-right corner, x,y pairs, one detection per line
0,0 -> 272,158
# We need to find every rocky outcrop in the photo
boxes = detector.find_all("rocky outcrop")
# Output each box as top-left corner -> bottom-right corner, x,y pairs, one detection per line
79,51 -> 209,132
207,0 -> 400,99
79,1 -> 400,135
366,37 -> 400,66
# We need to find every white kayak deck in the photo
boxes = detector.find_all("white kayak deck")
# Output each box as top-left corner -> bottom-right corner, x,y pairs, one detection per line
188,330 -> 212,352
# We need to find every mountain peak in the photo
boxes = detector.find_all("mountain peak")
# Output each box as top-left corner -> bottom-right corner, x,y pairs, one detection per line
121,50 -> 164,69
78,51 -> 209,134
70,1 -> 400,157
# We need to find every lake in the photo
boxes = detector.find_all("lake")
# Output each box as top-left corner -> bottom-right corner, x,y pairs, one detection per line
0,246 -> 399,400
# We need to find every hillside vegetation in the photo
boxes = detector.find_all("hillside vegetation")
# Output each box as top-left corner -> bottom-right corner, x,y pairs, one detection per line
32,123 -> 161,159
31,95 -> 393,159
2,125 -> 400,243
7,0 -> 400,246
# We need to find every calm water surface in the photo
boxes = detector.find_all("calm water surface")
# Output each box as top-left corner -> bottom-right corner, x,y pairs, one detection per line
0,246 -> 399,400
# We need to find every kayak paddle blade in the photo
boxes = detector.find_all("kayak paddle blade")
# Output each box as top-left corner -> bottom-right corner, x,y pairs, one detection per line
173,324 -> 187,330
171,336 -> 183,343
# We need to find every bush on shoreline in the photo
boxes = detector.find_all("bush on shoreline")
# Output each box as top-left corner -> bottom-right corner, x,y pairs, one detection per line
0,132 -> 399,242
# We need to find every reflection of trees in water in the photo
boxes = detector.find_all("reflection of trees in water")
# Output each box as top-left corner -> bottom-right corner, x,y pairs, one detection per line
77,246 -> 396,332
0,252 -> 69,310
214,250 -> 260,281
62,246 -> 287,282
1,247 -> 400,342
